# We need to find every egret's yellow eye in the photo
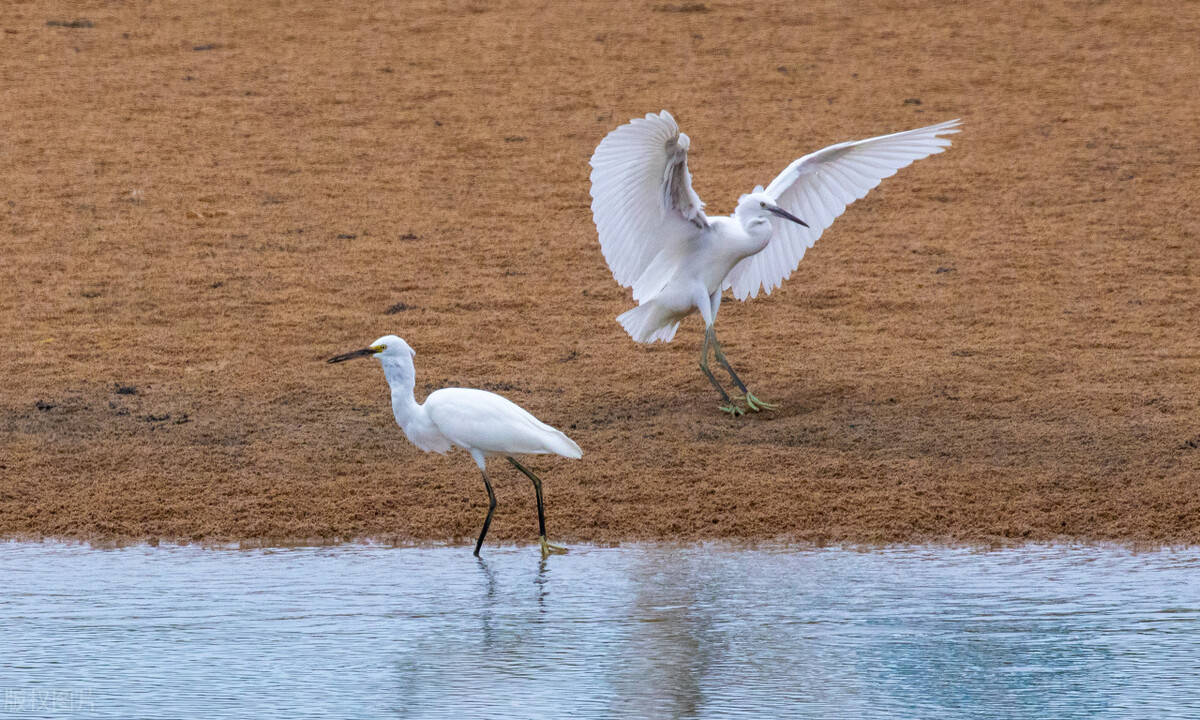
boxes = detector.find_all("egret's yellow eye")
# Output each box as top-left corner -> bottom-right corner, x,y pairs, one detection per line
372,344 -> 386,353
759,201 -> 765,207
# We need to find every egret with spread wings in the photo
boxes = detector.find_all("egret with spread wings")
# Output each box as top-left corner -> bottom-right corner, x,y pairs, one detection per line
589,111 -> 960,415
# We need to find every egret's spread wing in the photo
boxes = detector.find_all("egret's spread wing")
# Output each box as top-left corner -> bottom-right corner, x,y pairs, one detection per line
590,111 -> 708,300
725,119 -> 961,301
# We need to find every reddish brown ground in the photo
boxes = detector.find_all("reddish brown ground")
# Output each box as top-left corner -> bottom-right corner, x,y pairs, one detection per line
2,0 -> 1198,548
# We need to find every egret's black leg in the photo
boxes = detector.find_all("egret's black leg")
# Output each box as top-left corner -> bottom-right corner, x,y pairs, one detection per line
710,333 -> 749,394
507,457 -> 567,556
712,331 -> 777,412
474,469 -> 497,557
507,457 -> 546,538
699,328 -> 743,416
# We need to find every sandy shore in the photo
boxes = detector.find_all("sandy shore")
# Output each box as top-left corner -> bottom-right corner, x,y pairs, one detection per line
2,0 -> 1198,547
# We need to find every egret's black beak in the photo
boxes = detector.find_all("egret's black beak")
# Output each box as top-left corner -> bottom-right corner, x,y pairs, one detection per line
327,346 -> 383,363
766,204 -> 809,228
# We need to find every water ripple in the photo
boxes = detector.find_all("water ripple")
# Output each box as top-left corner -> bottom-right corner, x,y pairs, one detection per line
1,543 -> 1199,719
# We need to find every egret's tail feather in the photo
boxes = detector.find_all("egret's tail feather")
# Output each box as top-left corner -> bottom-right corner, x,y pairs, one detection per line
617,303 -> 679,344
546,431 -> 582,460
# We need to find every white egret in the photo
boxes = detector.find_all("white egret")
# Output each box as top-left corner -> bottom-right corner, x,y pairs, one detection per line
589,111 -> 961,415
328,335 -> 581,557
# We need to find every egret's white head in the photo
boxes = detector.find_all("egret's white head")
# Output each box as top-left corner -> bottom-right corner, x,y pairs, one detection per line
734,190 -> 809,229
327,334 -> 415,365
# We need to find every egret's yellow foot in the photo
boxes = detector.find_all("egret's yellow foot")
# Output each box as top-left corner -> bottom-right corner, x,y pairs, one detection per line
741,392 -> 778,412
540,536 -> 568,557
719,402 -> 745,417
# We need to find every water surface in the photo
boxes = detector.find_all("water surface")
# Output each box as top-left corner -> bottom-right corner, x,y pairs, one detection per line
2,542 -> 1199,719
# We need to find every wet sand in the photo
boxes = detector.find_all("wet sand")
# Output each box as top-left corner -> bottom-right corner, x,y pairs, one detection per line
2,0 -> 1198,546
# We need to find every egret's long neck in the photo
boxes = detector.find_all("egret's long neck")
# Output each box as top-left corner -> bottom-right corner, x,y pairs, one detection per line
379,356 -> 421,428
728,213 -> 773,260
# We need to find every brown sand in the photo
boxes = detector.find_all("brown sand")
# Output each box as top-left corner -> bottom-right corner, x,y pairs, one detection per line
2,0 -> 1198,548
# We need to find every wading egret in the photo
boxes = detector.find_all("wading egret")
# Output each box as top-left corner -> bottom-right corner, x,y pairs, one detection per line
589,111 -> 961,415
328,335 -> 581,557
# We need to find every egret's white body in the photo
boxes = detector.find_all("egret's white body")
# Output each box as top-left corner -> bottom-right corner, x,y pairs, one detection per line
378,359 -> 581,465
329,335 -> 580,556
614,202 -> 776,345
589,111 -> 961,413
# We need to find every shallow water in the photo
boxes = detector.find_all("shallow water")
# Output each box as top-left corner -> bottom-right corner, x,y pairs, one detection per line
2,542 -> 1199,719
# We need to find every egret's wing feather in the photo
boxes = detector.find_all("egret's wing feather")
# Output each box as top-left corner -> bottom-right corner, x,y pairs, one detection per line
725,119 -> 961,300
426,389 -> 581,459
590,111 -> 708,301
